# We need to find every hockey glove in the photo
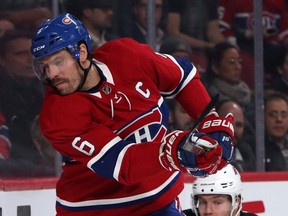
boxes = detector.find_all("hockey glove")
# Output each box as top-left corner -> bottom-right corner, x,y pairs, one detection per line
159,130 -> 227,177
198,111 -> 234,161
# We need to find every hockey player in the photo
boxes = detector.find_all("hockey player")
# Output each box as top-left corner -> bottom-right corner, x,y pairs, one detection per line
30,13 -> 234,216
183,164 -> 258,216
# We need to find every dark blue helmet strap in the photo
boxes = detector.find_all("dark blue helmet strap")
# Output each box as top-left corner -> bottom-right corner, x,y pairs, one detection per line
76,57 -> 93,91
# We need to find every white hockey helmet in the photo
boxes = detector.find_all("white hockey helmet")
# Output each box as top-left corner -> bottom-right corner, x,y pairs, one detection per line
191,164 -> 242,216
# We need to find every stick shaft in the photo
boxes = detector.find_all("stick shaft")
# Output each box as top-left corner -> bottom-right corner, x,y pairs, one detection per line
190,94 -> 219,133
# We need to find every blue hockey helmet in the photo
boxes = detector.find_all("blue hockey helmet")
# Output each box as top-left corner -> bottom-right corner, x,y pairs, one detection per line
31,13 -> 93,80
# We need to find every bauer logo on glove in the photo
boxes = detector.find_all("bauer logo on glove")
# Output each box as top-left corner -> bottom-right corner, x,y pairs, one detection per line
201,117 -> 234,134
198,111 -> 234,139
198,110 -> 234,161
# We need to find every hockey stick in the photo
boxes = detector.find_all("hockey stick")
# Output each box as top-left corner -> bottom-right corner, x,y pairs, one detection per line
181,94 -> 219,155
190,94 -> 219,133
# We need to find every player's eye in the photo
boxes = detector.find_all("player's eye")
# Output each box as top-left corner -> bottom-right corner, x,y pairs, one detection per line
52,58 -> 63,66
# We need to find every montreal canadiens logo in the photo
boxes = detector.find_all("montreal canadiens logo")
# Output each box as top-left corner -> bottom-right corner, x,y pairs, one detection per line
247,11 -> 276,30
62,17 -> 72,25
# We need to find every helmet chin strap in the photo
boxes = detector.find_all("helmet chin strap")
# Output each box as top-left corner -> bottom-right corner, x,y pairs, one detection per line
230,196 -> 242,216
76,58 -> 93,91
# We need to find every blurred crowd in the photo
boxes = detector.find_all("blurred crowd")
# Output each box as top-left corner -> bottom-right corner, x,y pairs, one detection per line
0,0 -> 288,178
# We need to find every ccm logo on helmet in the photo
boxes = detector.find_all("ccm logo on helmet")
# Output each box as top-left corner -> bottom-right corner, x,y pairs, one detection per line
33,45 -> 45,52
202,119 -> 234,132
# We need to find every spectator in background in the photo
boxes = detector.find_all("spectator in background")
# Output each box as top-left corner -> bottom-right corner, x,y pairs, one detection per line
0,110 -> 54,177
159,36 -> 207,75
0,30 -> 44,163
159,36 -> 192,60
0,19 -> 14,37
64,0 -> 118,50
203,42 -> 252,109
31,115 -> 56,169
264,92 -> 288,171
166,0 -> 225,51
166,99 -> 195,131
183,164 -> 258,216
265,45 -> 288,95
219,0 -> 288,51
166,0 -> 225,80
0,0 -> 52,31
120,0 -> 165,51
218,0 -> 288,80
216,100 -> 256,171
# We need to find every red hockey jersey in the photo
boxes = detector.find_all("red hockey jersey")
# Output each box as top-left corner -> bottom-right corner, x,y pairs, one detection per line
219,0 -> 288,43
39,38 -> 211,215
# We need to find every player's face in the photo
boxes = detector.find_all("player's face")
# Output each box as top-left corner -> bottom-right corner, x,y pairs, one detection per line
41,50 -> 83,95
265,99 -> 288,139
197,195 -> 233,216
215,48 -> 242,84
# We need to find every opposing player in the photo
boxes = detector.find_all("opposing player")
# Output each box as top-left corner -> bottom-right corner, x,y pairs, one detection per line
183,164 -> 258,216
30,13 -> 234,216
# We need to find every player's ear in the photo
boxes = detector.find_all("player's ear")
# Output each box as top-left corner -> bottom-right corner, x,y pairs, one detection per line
78,43 -> 89,62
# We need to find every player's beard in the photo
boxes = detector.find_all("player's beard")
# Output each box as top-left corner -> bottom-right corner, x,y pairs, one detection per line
52,77 -> 79,95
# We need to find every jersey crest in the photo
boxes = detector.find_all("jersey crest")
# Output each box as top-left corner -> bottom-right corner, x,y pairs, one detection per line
117,107 -> 167,143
